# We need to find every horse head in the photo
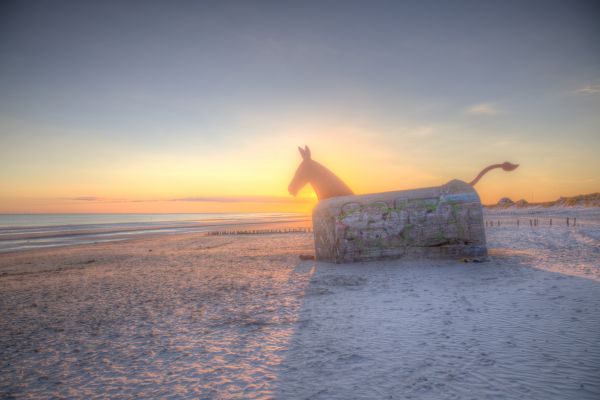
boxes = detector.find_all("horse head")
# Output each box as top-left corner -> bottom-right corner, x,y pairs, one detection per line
288,145 -> 312,197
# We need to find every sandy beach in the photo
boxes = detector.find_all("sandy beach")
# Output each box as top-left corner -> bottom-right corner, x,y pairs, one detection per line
1,209 -> 599,399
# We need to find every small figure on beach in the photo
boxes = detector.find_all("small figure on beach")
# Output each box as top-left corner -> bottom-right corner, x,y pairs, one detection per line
288,145 -> 519,201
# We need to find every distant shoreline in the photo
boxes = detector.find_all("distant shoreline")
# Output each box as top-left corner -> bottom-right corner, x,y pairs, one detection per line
0,213 -> 310,253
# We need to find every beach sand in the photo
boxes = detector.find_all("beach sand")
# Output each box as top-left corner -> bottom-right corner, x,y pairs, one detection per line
1,211 -> 599,399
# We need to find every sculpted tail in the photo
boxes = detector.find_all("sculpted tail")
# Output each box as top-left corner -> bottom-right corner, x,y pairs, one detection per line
469,162 -> 519,186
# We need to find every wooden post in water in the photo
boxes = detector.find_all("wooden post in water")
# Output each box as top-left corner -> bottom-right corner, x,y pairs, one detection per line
567,217 -> 570,226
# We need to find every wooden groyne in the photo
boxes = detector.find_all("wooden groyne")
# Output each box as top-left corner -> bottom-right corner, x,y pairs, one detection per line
485,217 -> 580,227
207,227 -> 312,236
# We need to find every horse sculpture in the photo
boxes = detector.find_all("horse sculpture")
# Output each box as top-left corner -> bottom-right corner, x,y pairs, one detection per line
289,145 -> 518,201
288,145 -> 519,263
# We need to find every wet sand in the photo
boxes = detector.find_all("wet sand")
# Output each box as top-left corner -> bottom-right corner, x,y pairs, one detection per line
1,211 -> 599,399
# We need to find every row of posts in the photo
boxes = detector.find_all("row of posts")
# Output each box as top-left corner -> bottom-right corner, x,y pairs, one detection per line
485,217 -> 578,227
208,227 -> 313,236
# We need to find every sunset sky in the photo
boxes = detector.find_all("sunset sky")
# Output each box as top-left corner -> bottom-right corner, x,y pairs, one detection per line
1,1 -> 599,214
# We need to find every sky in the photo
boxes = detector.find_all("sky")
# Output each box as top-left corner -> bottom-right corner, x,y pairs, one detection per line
0,0 -> 599,213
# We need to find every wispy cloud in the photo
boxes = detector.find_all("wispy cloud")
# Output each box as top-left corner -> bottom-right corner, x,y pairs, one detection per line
68,196 -> 103,201
575,84 -> 600,95
406,125 -> 436,137
465,103 -> 502,116
67,196 -> 156,203
172,196 -> 313,204
67,195 -> 312,204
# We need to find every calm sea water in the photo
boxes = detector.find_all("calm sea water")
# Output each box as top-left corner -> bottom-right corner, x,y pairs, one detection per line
0,213 -> 309,253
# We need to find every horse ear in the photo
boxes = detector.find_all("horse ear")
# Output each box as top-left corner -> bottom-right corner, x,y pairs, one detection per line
304,145 -> 311,160
298,146 -> 306,159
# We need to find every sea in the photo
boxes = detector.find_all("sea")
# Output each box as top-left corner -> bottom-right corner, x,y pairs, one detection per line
0,213 -> 309,253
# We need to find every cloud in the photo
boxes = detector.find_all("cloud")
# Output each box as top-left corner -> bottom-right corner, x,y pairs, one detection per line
66,195 -> 311,204
575,84 -> 600,95
172,196 -> 313,204
406,125 -> 436,137
67,196 -> 148,203
68,196 -> 102,201
465,103 -> 502,115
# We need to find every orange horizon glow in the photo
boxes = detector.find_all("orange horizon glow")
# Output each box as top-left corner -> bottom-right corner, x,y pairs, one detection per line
2,119 -> 599,214
2,185 -> 598,214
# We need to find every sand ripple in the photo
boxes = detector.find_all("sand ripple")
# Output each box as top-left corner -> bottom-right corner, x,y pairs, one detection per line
0,234 -> 314,399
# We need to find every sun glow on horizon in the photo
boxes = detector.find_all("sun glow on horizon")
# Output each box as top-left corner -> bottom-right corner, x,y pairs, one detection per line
1,114 -> 599,213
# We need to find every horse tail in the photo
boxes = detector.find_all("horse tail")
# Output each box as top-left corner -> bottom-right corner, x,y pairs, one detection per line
469,162 -> 519,186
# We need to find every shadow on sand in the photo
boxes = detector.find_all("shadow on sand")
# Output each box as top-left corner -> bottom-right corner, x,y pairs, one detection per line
273,252 -> 600,399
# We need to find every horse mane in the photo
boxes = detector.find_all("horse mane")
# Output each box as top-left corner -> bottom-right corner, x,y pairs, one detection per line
309,161 -> 354,200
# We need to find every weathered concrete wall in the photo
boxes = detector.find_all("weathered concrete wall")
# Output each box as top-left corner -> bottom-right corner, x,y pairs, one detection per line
312,180 -> 487,263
